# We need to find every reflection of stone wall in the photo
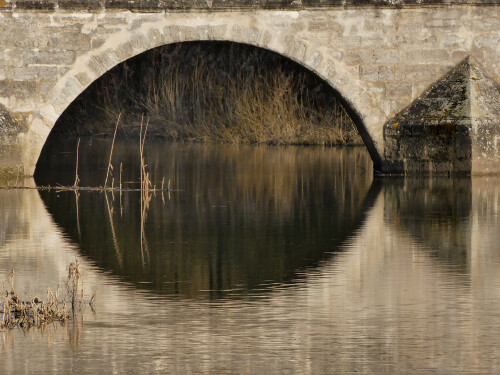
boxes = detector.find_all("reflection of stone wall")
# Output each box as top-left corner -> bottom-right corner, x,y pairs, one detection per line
0,189 -> 86,294
383,177 -> 472,270
471,177 -> 500,297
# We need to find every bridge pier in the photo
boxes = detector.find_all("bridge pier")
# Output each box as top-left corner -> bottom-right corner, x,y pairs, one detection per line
382,58 -> 500,176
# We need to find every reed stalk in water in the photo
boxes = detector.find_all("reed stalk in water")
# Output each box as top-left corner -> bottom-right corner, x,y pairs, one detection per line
104,114 -> 121,188
73,138 -> 80,188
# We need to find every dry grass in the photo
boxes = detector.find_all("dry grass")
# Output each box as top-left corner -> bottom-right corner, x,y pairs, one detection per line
0,261 -> 94,330
55,42 -> 362,146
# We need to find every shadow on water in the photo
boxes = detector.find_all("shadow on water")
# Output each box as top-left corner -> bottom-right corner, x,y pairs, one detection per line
36,139 -> 378,298
382,177 -> 473,272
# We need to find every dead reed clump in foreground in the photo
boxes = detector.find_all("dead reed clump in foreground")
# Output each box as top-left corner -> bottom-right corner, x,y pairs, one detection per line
0,261 -> 94,330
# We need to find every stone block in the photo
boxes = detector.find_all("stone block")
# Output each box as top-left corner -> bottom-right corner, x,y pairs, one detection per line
3,50 -> 24,68
394,64 -> 444,81
283,36 -> 307,61
129,34 -> 149,51
37,80 -> 58,100
113,42 -> 134,62
130,15 -> 161,31
404,50 -> 451,64
23,51 -> 76,65
344,49 -> 399,65
75,72 -> 92,87
393,35 -> 439,48
91,36 -> 106,49
12,66 -> 58,81
305,51 -> 323,69
163,25 -> 181,43
308,20 -> 342,35
0,80 -> 38,99
474,35 -> 500,49
385,82 -> 413,100
243,27 -> 265,45
360,65 -> 394,81
88,51 -> 119,76
55,32 -> 91,51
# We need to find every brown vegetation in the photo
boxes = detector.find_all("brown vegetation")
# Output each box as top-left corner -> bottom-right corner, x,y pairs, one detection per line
0,261 -> 93,330
56,42 -> 362,146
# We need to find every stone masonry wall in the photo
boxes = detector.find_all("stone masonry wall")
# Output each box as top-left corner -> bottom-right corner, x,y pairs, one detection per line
0,3 -> 499,175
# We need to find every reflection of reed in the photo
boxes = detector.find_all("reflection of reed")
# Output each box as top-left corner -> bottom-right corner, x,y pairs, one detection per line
66,313 -> 83,350
105,192 -> 123,268
140,191 -> 151,269
139,116 -> 152,268
74,190 -> 81,241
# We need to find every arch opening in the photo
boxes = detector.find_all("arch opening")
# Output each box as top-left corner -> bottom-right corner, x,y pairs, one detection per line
35,41 -> 375,183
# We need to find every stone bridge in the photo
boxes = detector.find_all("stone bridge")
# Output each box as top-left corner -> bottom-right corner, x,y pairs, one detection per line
0,0 -> 499,177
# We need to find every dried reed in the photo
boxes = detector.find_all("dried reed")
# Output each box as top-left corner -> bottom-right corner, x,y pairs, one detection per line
0,261 -> 92,330
104,114 -> 121,189
73,138 -> 80,188
55,42 -> 362,146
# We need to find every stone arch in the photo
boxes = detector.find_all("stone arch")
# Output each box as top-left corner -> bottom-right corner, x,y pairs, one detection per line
28,14 -> 382,174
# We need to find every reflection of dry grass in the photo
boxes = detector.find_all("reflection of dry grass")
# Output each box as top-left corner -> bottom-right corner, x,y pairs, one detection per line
67,315 -> 83,349
140,190 -> 151,268
160,144 -> 373,217
139,116 -> 152,268
105,192 -> 123,268
75,190 -> 81,240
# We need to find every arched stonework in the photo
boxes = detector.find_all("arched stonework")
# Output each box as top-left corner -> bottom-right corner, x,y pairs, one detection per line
28,11 -> 382,175
0,6 -> 498,175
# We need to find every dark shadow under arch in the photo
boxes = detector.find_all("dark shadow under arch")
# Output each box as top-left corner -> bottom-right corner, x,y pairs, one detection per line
35,41 -> 380,177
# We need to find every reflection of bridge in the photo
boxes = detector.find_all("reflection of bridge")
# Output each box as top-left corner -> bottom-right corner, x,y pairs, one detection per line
0,1 -> 499,176
37,145 -> 378,297
2,179 -> 500,372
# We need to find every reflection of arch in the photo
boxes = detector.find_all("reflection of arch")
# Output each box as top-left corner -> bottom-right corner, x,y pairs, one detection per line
39,146 -> 380,298
28,15 -> 383,175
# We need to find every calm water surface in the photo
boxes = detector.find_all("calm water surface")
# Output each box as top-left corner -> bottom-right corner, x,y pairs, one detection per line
1,140 -> 500,374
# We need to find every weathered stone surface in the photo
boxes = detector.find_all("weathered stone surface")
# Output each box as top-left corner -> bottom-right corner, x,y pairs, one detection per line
0,5 -> 498,175
2,0 -> 499,11
0,104 -> 27,178
23,51 -> 76,65
359,65 -> 394,81
383,58 -> 500,175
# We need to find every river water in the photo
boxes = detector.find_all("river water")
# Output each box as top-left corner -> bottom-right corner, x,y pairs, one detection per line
1,140 -> 500,374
